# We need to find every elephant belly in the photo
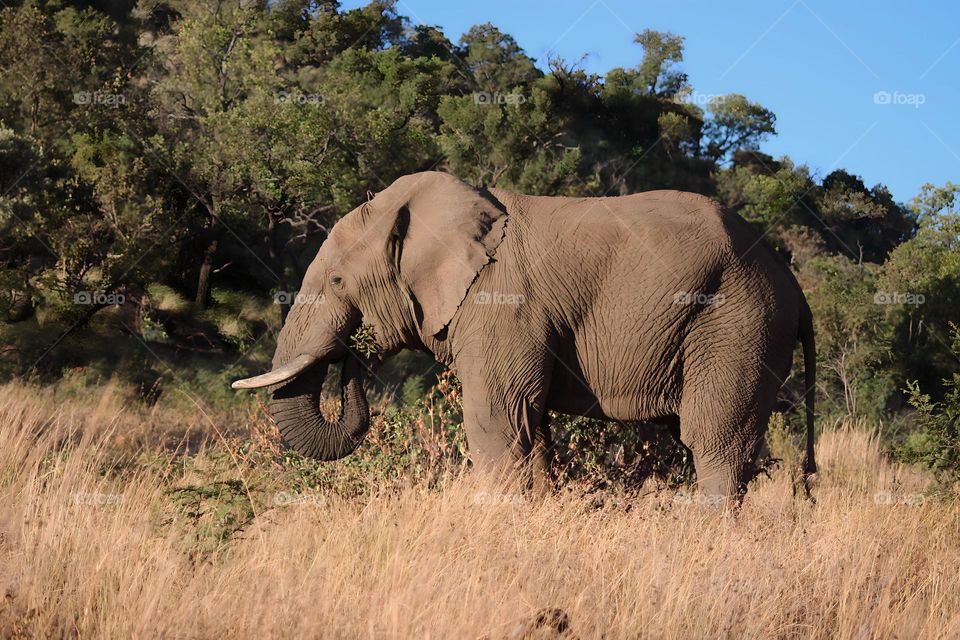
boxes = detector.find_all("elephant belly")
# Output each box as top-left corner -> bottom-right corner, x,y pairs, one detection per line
545,345 -> 681,422
546,383 -> 609,419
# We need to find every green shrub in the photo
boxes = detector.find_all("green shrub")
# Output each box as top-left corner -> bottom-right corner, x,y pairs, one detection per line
551,414 -> 693,492
163,480 -> 256,559
899,325 -> 960,489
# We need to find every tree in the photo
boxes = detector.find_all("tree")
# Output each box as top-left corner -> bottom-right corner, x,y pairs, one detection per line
271,0 -> 405,66
401,24 -> 459,63
438,84 -> 581,193
714,155 -> 817,240
880,183 -> 960,396
147,0 -> 284,308
714,157 -> 914,266
701,94 -> 776,163
815,170 -> 917,263
901,324 -> 960,488
633,29 -> 687,98
548,33 -> 711,195
0,2 -> 180,336
457,23 -> 540,93
799,254 -> 893,418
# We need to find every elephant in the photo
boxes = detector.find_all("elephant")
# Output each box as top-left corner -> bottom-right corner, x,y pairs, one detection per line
232,171 -> 817,501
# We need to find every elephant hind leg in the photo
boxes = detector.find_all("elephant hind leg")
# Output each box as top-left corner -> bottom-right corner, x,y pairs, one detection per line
687,433 -> 761,503
678,369 -> 779,503
529,413 -> 554,496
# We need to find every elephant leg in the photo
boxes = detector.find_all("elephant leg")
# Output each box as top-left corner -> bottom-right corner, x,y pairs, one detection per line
459,373 -> 550,491
529,414 -> 554,496
686,432 -> 759,503
460,389 -> 516,474
679,368 -> 778,504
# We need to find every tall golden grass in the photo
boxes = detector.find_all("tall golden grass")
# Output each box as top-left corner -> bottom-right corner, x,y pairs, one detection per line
0,381 -> 958,639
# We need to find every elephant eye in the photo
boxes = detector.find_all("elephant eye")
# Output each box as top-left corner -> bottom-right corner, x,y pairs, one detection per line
329,274 -> 344,289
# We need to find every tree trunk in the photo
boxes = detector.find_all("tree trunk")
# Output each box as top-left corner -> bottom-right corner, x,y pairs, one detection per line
265,214 -> 290,323
195,238 -> 218,309
6,289 -> 34,323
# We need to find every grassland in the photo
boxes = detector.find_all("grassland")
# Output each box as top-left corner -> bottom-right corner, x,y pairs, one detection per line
0,381 -> 957,639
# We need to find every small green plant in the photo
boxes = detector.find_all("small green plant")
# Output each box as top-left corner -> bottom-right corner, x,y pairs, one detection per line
762,411 -> 798,470
400,376 -> 425,408
163,480 -> 256,559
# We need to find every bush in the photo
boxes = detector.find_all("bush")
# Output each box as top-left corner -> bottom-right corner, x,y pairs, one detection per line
897,324 -> 960,490
551,414 -> 693,492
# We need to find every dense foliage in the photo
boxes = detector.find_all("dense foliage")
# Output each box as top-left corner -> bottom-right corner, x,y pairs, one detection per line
1,0 -> 957,485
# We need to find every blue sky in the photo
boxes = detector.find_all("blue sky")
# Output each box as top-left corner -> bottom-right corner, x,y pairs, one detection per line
342,0 -> 960,204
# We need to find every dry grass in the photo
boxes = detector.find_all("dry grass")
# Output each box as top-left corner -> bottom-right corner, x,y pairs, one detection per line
0,382 -> 958,639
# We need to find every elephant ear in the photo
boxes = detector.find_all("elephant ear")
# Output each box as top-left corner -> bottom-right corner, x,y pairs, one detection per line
393,173 -> 508,337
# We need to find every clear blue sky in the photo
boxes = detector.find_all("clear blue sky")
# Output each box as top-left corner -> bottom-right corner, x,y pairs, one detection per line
342,0 -> 960,204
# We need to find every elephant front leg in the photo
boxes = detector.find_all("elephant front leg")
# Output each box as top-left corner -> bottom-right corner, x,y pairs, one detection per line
460,399 -> 515,473
460,377 -> 551,492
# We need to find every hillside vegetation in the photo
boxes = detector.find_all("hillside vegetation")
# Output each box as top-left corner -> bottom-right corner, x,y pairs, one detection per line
2,1 -> 958,448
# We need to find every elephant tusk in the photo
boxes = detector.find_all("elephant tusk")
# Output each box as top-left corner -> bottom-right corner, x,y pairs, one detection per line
231,354 -> 319,389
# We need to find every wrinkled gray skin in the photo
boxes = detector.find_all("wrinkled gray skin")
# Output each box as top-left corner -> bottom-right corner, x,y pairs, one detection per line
233,171 -> 817,502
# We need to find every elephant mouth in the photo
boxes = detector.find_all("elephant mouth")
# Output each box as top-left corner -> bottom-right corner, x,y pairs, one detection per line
233,353 -> 371,461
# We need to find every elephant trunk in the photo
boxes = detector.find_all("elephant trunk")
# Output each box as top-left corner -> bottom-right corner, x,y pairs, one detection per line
267,356 -> 370,461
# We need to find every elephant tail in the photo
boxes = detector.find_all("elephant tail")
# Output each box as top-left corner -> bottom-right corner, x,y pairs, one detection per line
797,299 -> 817,499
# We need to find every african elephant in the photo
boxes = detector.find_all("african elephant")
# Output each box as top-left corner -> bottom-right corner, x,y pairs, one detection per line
233,171 -> 817,501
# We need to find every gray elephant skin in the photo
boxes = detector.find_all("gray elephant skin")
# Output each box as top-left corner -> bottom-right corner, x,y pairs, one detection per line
233,171 -> 817,501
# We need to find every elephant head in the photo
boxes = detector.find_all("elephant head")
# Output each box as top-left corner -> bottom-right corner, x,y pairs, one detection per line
232,172 -> 508,460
